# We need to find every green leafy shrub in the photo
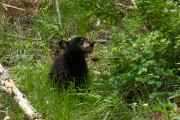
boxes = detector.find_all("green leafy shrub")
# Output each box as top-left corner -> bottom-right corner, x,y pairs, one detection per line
99,0 -> 180,102
155,99 -> 180,119
79,0 -> 124,25
36,0 -> 96,41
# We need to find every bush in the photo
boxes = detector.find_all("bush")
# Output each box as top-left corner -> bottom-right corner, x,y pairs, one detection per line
99,0 -> 180,102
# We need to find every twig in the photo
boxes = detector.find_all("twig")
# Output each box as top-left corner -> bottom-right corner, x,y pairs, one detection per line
114,3 -> 137,9
95,39 -> 108,44
2,3 -> 25,11
54,0 -> 62,29
103,111 -> 110,120
0,63 -> 44,120
169,94 -> 180,100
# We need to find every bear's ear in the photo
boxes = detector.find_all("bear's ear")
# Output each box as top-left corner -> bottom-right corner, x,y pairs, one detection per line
58,41 -> 69,49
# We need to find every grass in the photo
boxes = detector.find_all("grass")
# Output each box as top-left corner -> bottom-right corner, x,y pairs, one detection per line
7,63 -> 132,120
1,0 -> 179,119
0,34 -> 132,119
0,60 -> 153,119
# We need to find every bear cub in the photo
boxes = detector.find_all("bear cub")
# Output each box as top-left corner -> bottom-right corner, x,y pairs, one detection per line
49,37 -> 94,89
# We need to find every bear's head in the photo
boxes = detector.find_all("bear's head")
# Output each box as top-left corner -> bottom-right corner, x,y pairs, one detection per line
59,37 -> 94,54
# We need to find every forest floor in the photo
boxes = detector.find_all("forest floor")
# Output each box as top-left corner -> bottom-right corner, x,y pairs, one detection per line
1,0 -> 180,120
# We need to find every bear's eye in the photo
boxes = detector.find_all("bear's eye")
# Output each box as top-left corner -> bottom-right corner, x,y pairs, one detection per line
79,40 -> 84,45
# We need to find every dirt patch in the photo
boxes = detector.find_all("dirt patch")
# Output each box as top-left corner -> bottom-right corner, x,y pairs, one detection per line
150,112 -> 168,120
3,0 -> 43,27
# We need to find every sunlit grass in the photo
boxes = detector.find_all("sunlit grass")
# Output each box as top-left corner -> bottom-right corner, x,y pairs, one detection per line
1,0 -> 179,119
8,63 -> 131,120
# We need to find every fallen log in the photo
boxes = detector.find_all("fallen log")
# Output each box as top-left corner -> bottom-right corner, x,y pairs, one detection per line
0,63 -> 44,120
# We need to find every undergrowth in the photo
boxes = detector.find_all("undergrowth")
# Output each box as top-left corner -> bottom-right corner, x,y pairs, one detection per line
0,0 -> 180,120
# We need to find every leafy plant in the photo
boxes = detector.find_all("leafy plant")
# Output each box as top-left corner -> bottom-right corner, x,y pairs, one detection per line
99,0 -> 180,102
155,99 -> 180,120
79,0 -> 124,25
1,0 -> 180,119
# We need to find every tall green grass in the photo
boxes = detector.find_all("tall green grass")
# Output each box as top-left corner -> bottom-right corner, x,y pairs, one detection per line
1,0 -> 178,119
8,63 -> 132,120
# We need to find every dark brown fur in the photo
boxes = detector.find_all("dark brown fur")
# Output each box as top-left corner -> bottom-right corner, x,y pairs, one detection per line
49,37 -> 94,89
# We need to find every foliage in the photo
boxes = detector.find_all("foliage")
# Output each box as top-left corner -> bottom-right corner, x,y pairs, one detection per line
98,0 -> 180,102
6,64 -> 132,119
79,0 -> 124,25
105,30 -> 179,100
36,0 -> 95,42
155,99 -> 180,119
0,0 -> 180,119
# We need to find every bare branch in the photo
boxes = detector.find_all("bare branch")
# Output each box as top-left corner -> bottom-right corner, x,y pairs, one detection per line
54,0 -> 62,29
2,3 -> 25,11
169,94 -> 180,100
114,3 -> 137,10
0,63 -> 44,120
95,39 -> 108,44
